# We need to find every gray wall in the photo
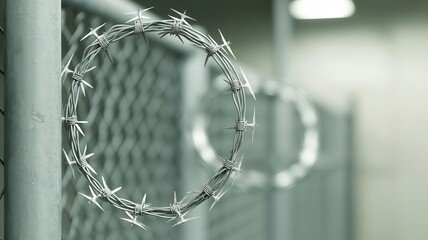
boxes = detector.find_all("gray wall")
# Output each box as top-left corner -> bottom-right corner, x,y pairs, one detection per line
289,8 -> 428,240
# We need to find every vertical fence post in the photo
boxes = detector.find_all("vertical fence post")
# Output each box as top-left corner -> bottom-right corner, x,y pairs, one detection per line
5,0 -> 62,239
179,45 -> 209,240
268,0 -> 295,240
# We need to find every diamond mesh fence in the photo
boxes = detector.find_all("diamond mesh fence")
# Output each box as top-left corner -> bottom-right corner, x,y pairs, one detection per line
61,6 -> 185,240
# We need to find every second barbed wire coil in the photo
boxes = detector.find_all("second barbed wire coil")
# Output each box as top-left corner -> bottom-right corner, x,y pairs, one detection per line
193,78 -> 319,190
61,8 -> 256,229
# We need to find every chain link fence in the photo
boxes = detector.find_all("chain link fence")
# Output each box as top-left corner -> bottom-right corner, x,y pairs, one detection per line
61,5 -> 188,240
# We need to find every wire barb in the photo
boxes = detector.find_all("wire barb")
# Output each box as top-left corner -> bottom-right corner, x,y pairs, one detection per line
71,66 -> 95,97
61,53 -> 74,82
134,193 -> 151,215
240,68 -> 256,100
81,23 -> 114,63
63,149 -> 76,179
209,188 -> 228,211
161,9 -> 196,43
79,186 -> 104,212
121,212 -> 148,230
62,115 -> 88,136
79,145 -> 97,175
101,176 -> 122,199
168,192 -> 199,227
218,30 -> 236,59
125,7 -> 153,46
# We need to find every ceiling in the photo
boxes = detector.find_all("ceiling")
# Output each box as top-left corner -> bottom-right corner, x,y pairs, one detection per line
136,0 -> 274,74
134,0 -> 428,78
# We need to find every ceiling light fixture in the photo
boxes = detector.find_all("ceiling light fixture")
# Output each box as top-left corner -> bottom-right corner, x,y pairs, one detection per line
289,0 -> 355,20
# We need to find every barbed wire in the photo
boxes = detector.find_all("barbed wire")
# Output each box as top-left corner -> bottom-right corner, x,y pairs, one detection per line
265,81 -> 319,188
193,78 -> 319,190
62,8 -> 255,229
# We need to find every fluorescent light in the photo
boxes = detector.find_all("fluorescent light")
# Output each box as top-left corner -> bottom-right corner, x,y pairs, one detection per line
290,0 -> 355,20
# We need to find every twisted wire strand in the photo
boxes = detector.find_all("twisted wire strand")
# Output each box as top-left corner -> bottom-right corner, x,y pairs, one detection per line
62,10 -> 254,227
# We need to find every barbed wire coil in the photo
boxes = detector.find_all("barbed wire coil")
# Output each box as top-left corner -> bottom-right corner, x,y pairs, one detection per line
192,79 -> 319,190
62,7 -> 255,229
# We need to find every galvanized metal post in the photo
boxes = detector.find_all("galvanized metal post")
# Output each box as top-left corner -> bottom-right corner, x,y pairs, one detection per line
5,0 -> 62,239
268,0 -> 295,240
179,41 -> 209,240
